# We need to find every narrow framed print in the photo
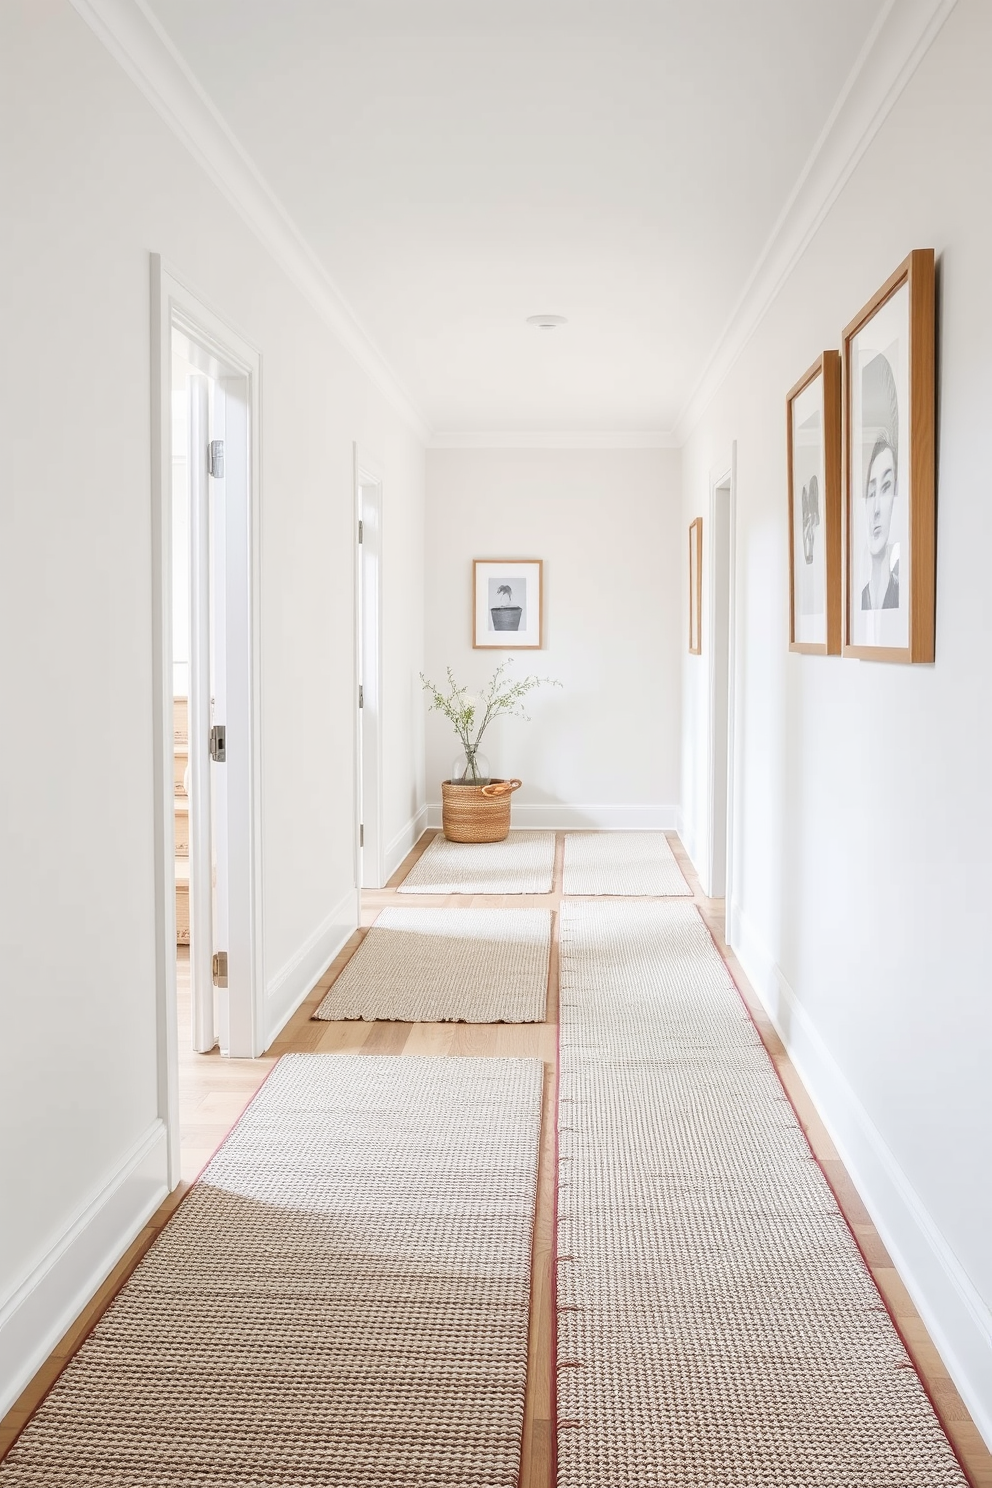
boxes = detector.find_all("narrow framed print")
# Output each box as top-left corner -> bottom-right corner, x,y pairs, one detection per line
688,518 -> 702,655
473,559 -> 543,648
842,249 -> 935,662
787,351 -> 841,655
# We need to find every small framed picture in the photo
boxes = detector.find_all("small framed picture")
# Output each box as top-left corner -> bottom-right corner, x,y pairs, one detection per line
473,559 -> 543,648
787,351 -> 841,655
842,249 -> 935,662
688,518 -> 702,655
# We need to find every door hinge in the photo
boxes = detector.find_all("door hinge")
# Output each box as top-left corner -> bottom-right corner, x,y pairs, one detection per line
208,440 -> 225,478
358,685 -> 364,709
359,823 -> 364,848
209,724 -> 226,762
358,519 -> 364,544
212,951 -> 229,987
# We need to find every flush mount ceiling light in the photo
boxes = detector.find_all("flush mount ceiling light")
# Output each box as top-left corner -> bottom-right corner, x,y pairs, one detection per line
526,314 -> 567,330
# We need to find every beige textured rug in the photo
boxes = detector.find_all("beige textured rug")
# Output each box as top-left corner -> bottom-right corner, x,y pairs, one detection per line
313,908 -> 552,1023
1,1055 -> 543,1487
398,830 -> 555,894
556,900 -> 968,1487
561,830 -> 690,895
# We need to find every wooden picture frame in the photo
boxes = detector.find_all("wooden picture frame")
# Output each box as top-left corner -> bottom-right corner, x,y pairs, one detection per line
688,518 -> 702,655
842,249 -> 935,662
472,558 -> 543,648
787,351 -> 841,655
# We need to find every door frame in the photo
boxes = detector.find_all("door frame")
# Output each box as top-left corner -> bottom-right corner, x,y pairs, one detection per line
354,446 -> 385,889
151,255 -> 264,1187
705,445 -> 738,915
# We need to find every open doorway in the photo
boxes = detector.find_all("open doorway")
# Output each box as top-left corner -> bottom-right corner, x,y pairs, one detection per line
707,452 -> 736,909
355,450 -> 384,889
152,260 -> 263,1187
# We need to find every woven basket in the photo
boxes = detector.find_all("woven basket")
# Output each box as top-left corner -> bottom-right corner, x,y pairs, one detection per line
441,778 -> 522,843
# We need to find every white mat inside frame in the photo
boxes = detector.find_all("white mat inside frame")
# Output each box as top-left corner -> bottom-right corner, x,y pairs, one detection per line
398,830 -> 556,895
314,908 -> 552,1023
561,830 -> 690,896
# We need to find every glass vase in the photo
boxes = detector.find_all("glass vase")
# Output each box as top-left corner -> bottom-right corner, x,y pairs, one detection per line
451,747 -> 491,786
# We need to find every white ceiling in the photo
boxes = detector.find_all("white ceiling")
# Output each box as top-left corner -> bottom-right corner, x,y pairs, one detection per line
145,0 -> 887,434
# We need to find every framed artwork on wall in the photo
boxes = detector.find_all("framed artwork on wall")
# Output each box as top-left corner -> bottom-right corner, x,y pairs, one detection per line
473,559 -> 543,648
842,248 -> 935,662
787,350 -> 841,655
688,517 -> 702,655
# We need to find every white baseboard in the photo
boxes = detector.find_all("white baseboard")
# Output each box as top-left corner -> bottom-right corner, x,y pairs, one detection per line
677,814 -> 703,877
0,1120 -> 169,1418
732,900 -> 992,1451
383,804 -> 429,882
264,888 -> 359,1046
426,802 -> 679,831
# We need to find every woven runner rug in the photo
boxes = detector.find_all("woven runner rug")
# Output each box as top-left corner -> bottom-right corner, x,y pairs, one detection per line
1,1055 -> 543,1488
398,830 -> 555,894
561,830 -> 690,896
313,908 -> 552,1023
556,900 -> 968,1487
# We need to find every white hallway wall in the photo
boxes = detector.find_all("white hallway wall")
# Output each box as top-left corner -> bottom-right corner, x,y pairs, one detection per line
425,448 -> 681,827
0,0 -> 425,1417
681,0 -> 992,1443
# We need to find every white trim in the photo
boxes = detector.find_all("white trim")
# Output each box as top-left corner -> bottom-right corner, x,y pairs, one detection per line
355,449 -> 386,890
384,805 -> 430,881
732,900 -> 992,1452
429,430 -> 676,450
704,456 -> 736,900
152,258 -> 265,1172
264,889 -> 359,1046
0,1121 -> 168,1419
672,0 -> 959,443
677,817 -> 702,876
68,0 -> 428,443
426,802 -> 679,831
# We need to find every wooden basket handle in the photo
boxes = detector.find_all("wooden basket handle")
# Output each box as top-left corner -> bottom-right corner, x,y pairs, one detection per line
481,778 -> 523,798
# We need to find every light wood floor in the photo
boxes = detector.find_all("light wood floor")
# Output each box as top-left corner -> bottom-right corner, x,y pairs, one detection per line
2,831 -> 989,1487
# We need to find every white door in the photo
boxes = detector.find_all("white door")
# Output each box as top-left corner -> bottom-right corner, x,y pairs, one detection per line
356,459 -> 384,888
186,372 -> 230,1053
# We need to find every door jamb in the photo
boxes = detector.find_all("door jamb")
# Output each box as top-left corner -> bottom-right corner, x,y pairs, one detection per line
354,446 -> 385,890
705,445 -> 738,915
151,255 -> 264,1189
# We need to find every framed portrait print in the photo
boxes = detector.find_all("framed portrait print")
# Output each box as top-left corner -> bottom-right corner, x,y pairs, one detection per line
473,559 -> 543,648
688,518 -> 702,655
842,249 -> 935,662
788,351 -> 841,655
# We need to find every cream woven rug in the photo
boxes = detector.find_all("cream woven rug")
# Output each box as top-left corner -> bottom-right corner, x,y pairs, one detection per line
562,830 -> 690,895
557,901 -> 968,1487
1,1055 -> 543,1487
313,908 -> 552,1023
398,830 -> 555,894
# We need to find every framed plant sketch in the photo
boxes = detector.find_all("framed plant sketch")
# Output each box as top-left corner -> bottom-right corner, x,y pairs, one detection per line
842,249 -> 935,662
473,559 -> 543,648
787,350 -> 841,655
688,518 -> 702,654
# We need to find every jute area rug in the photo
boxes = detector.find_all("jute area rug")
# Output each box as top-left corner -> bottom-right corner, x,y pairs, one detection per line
561,830 -> 690,896
0,1055 -> 543,1487
398,830 -> 555,894
313,907 -> 552,1023
556,900 -> 968,1487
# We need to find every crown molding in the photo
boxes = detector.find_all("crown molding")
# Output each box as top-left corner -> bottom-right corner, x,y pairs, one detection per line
672,0 -> 959,445
429,430 -> 677,450
67,0 -> 431,444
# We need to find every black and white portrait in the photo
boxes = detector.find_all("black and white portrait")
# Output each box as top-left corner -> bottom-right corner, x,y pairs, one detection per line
791,373 -> 826,646
848,283 -> 910,651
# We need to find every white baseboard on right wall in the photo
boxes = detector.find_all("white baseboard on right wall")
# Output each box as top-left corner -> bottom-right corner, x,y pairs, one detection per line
731,900 -> 992,1452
